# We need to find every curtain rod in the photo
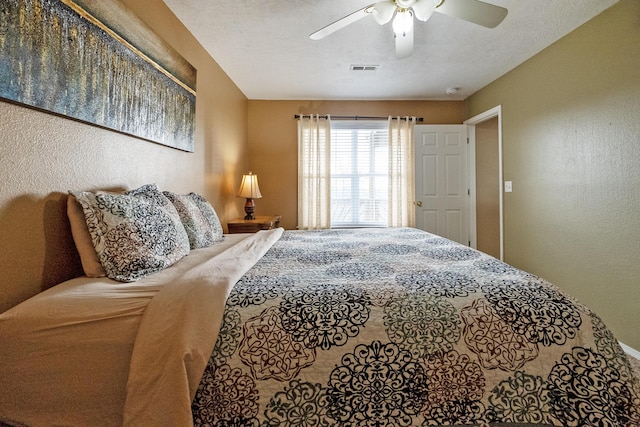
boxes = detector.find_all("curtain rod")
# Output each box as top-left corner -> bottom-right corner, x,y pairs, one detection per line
294,115 -> 423,122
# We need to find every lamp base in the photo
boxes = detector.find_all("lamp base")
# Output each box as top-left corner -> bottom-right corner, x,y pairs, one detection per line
244,198 -> 255,220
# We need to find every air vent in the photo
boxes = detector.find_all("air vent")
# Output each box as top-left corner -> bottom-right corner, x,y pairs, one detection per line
350,65 -> 378,71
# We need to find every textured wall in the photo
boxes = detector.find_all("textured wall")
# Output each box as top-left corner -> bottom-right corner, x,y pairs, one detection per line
0,0 -> 248,313
466,0 -> 640,349
247,100 -> 466,230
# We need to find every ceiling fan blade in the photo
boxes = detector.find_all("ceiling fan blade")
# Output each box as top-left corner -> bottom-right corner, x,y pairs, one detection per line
395,29 -> 414,59
412,0 -> 439,22
372,0 -> 396,25
435,0 -> 507,28
310,4 -> 375,40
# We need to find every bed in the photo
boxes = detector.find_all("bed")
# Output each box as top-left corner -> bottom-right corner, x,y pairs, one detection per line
1,187 -> 639,426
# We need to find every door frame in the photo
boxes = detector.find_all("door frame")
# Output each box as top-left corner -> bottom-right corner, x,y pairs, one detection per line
464,105 -> 504,260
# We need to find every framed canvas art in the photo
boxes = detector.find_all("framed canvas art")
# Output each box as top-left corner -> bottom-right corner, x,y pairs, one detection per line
0,0 -> 197,152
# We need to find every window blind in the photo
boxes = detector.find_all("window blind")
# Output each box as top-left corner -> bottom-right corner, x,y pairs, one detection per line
330,120 -> 389,227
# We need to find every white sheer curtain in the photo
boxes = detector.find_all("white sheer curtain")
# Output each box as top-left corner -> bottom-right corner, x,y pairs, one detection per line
388,116 -> 416,227
297,115 -> 331,229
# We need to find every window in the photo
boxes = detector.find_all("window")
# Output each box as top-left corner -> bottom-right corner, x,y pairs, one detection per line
330,121 -> 389,227
297,115 -> 414,230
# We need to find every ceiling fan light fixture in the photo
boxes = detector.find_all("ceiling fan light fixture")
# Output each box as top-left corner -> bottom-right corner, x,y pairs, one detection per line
392,9 -> 413,36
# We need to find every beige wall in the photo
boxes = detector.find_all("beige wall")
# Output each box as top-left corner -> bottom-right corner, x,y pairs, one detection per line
0,0 -> 248,312
466,0 -> 640,349
247,100 -> 466,230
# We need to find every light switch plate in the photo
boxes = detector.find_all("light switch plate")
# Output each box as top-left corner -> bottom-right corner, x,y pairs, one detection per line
505,181 -> 513,192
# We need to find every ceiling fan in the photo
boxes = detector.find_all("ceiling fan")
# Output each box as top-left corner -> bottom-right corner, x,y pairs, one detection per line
309,0 -> 508,59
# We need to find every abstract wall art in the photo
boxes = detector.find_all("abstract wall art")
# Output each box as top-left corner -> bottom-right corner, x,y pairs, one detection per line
0,0 -> 197,152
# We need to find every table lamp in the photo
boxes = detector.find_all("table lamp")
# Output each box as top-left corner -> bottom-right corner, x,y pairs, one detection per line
237,171 -> 262,220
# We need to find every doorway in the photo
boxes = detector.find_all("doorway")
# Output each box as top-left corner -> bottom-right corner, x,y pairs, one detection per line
465,106 -> 504,260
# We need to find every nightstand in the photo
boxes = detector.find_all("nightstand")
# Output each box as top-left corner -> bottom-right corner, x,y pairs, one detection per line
227,215 -> 281,234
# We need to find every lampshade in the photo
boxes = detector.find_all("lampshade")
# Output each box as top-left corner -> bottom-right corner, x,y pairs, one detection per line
237,172 -> 262,199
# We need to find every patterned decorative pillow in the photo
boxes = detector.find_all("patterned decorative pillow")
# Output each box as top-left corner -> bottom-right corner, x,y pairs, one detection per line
70,184 -> 190,282
163,191 -> 224,249
67,194 -> 107,278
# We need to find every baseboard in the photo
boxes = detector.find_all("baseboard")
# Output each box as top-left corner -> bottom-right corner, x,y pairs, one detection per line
620,341 -> 640,360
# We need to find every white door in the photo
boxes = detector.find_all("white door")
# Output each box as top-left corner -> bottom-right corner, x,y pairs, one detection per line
414,125 -> 469,245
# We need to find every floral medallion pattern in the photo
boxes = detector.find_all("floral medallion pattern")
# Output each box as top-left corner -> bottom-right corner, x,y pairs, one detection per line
482,279 -> 583,347
192,362 -> 259,426
421,350 -> 486,424
474,258 -> 530,276
487,370 -> 555,424
192,228 -> 640,426
296,250 -> 352,265
239,306 -> 315,381
279,284 -> 370,351
264,380 -> 331,427
226,275 -> 293,308
370,243 -> 420,255
425,236 -> 457,246
385,294 -> 461,358
422,246 -> 482,261
327,341 -> 427,427
162,191 -> 224,249
326,262 -> 395,281
460,298 -> 538,371
212,308 -> 241,364
592,314 -> 633,382
396,270 -> 479,298
322,240 -> 369,250
547,347 -> 637,425
361,285 -> 408,308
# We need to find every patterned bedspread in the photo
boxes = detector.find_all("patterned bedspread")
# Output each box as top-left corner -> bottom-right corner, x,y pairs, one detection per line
191,228 -> 640,426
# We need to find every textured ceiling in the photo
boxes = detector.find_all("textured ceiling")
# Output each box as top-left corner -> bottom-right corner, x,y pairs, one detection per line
162,0 -> 618,100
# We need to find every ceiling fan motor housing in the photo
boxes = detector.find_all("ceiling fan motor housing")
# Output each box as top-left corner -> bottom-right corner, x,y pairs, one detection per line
395,0 -> 416,8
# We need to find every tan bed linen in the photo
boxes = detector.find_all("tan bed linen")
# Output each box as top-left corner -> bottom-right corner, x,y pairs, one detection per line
0,230 -> 281,427
123,228 -> 283,426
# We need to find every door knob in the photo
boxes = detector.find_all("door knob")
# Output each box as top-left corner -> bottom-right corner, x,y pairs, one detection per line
415,201 -> 422,207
